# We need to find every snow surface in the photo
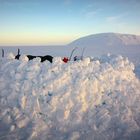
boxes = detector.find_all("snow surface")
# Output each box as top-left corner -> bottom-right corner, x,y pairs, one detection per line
0,53 -> 140,140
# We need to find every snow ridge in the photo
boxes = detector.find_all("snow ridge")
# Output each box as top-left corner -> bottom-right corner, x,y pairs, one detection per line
0,53 -> 140,140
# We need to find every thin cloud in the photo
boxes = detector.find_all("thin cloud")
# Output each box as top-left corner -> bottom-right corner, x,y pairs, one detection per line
85,8 -> 102,19
106,15 -> 121,23
64,0 -> 72,5
86,11 -> 97,18
105,14 -> 128,32
106,13 -> 128,23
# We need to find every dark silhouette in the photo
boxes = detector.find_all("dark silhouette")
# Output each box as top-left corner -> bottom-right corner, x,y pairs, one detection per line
26,55 -> 40,60
15,48 -> 21,59
15,49 -> 53,63
41,55 -> 53,63
2,49 -> 4,57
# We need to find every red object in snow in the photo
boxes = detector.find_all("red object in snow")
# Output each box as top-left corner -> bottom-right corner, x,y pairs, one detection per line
63,57 -> 69,63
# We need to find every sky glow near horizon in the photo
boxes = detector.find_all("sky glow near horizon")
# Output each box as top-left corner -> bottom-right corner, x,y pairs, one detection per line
0,0 -> 140,45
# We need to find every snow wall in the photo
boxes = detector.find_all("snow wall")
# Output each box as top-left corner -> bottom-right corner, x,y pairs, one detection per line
0,53 -> 140,140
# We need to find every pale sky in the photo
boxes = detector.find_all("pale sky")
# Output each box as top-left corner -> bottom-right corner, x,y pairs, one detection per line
0,0 -> 140,45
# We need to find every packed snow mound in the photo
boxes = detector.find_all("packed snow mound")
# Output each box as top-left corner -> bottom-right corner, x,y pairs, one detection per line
69,33 -> 140,47
0,53 -> 140,140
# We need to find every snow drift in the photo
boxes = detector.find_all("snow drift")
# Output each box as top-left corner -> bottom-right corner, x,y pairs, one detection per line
0,53 -> 140,140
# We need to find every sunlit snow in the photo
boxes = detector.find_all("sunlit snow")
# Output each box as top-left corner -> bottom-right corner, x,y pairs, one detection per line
0,53 -> 140,140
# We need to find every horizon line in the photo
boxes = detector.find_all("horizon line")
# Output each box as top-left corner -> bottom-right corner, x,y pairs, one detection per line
1,32 -> 140,47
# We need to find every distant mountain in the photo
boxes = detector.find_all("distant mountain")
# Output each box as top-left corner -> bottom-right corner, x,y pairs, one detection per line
69,33 -> 140,47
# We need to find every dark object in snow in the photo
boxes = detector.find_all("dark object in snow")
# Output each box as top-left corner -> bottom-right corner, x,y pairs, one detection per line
27,55 -> 53,63
2,49 -> 4,57
15,49 -> 53,63
41,55 -> 53,63
74,56 -> 83,61
48,92 -> 53,96
26,55 -> 38,60
15,48 -> 21,59
74,56 -> 77,61
46,92 -> 53,104
48,93 -> 52,96
102,101 -> 106,105
39,112 -> 43,115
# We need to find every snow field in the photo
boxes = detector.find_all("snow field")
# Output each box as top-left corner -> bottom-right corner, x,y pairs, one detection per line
0,53 -> 140,140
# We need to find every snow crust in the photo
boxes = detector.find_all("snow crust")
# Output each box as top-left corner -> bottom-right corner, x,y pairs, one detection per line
0,53 -> 140,140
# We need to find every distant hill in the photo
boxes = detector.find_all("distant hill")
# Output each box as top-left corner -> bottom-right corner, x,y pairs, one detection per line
69,33 -> 140,47
68,33 -> 140,63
